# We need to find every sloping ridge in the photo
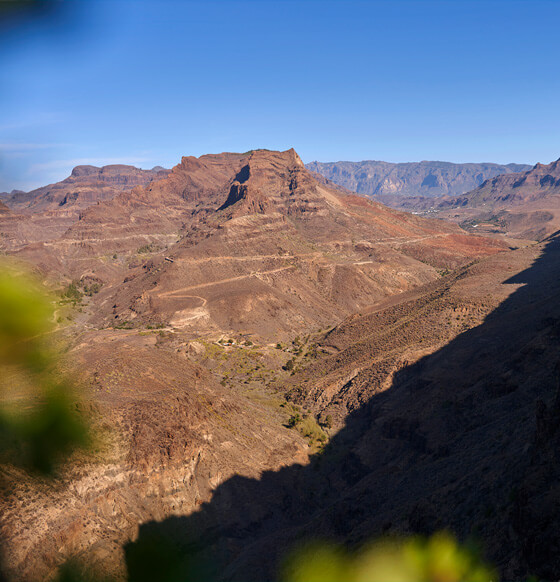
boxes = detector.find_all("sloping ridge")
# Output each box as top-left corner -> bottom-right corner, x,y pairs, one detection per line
0,165 -> 172,252
429,158 -> 560,241
7,164 -> 170,213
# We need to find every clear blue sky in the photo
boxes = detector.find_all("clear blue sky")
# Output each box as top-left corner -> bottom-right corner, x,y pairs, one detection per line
1,0 -> 559,191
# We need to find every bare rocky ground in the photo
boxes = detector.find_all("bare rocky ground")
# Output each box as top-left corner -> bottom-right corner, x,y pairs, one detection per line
0,326 -> 309,581
1,149 -> 550,581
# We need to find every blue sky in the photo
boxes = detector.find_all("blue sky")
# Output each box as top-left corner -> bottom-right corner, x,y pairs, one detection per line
1,0 -> 559,191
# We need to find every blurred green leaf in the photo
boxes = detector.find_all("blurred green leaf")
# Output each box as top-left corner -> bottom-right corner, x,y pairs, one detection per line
283,532 -> 496,582
0,262 -> 89,475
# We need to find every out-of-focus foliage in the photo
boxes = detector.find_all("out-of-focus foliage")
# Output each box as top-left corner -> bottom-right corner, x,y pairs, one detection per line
0,263 -> 88,475
283,532 -> 496,582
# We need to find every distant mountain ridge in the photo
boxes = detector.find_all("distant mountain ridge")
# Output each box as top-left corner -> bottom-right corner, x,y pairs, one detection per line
443,158 -> 560,208
0,164 -> 170,251
306,159 -> 531,200
6,164 -> 170,213
423,157 -> 560,240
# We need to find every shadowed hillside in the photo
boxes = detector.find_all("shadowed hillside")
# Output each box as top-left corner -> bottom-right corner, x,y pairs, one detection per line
126,232 -> 560,582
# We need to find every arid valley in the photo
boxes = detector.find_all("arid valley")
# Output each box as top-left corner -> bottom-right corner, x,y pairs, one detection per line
1,1 -> 559,581
1,145 -> 560,580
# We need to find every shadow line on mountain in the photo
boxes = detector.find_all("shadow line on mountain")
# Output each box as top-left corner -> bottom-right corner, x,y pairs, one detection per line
125,232 -> 560,582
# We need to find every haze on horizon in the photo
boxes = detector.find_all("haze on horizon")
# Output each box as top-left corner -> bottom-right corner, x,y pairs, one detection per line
1,0 -> 559,192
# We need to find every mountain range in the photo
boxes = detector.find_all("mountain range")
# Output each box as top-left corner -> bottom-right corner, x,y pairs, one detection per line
309,158 -> 560,241
306,159 -> 531,202
7,149 -> 505,341
414,158 -> 560,240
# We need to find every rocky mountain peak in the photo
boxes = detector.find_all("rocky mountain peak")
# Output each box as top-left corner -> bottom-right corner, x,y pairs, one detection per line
213,148 -> 335,219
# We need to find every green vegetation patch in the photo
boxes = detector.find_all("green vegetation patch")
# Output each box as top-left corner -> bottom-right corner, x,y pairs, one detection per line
284,404 -> 327,449
61,282 -> 83,303
137,243 -> 157,254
